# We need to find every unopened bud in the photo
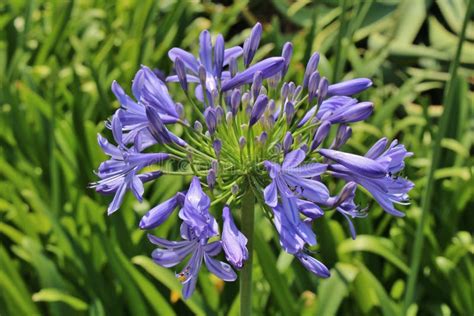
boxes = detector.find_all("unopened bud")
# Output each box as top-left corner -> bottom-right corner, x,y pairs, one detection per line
239,136 -> 246,150
285,101 -> 295,125
213,139 -> 222,158
231,184 -> 239,195
231,89 -> 241,115
175,57 -> 188,92
207,169 -> 216,189
283,132 -> 293,153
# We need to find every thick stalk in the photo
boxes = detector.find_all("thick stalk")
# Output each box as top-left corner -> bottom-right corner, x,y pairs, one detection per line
240,187 -> 255,316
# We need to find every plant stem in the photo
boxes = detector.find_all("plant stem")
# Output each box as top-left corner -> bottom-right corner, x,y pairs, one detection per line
240,186 -> 255,316
402,0 -> 473,313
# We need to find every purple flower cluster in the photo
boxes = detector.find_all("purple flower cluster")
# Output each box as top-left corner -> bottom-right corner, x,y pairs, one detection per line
92,22 -> 413,298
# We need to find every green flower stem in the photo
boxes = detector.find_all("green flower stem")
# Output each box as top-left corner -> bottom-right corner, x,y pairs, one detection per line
240,186 -> 255,316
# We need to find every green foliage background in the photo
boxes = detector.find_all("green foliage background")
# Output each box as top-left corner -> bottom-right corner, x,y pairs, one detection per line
0,0 -> 473,315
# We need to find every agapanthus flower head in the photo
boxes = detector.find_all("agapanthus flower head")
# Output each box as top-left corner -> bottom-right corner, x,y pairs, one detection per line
92,22 -> 413,298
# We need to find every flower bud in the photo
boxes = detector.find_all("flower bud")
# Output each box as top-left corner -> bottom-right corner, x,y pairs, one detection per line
332,124 -> 352,149
294,85 -> 303,100
226,111 -> 233,125
243,22 -> 262,67
239,136 -> 246,150
229,57 -> 238,77
231,184 -> 239,195
308,71 -> 320,104
288,82 -> 296,98
145,106 -> 172,144
285,101 -> 295,125
241,92 -> 250,107
222,205 -> 248,269
213,139 -> 222,158
303,52 -> 320,87
365,137 -> 388,159
204,107 -> 217,134
281,82 -> 289,100
214,34 -> 225,78
199,30 -> 212,71
328,102 -> 373,124
281,42 -> 293,77
194,120 -> 203,132
327,78 -> 372,96
216,105 -> 224,123
139,194 -> 180,229
207,169 -> 216,189
175,102 -> 184,119
249,94 -> 269,126
175,57 -> 188,92
198,64 -> 207,87
310,120 -> 331,151
251,71 -> 263,101
211,159 -> 219,174
221,57 -> 284,91
257,131 -> 268,145
317,77 -> 329,105
283,131 -> 293,153
231,89 -> 241,115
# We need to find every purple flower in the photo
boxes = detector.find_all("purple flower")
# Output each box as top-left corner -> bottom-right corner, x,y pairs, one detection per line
272,205 -> 330,277
264,149 -> 329,206
271,203 -> 306,253
319,148 -> 390,178
222,206 -> 248,269
179,177 -> 219,238
94,22 -> 414,290
148,222 -> 236,300
263,150 -> 329,248
322,139 -> 414,216
110,67 -> 181,147
167,30 -> 243,98
91,117 -> 169,214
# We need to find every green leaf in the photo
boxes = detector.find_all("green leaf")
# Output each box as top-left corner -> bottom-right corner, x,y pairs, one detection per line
32,288 -> 88,311
314,263 -> 359,316
338,235 -> 410,274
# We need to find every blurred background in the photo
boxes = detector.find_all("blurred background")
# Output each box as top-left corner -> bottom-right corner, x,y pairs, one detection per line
0,0 -> 473,315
